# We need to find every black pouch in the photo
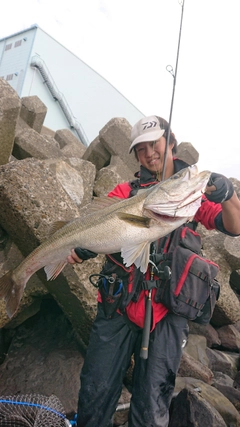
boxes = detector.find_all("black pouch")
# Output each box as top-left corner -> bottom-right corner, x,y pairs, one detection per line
193,278 -> 220,324
154,226 -> 220,323
98,274 -> 124,319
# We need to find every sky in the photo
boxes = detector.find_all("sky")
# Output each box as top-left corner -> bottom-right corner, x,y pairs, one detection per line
1,0 -> 240,179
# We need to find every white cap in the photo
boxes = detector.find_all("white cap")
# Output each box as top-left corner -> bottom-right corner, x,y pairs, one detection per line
129,115 -> 165,153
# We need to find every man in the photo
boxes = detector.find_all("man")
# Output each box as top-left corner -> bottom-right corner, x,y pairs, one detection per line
68,115 -> 240,427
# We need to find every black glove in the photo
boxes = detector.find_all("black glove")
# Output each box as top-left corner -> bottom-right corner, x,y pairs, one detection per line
74,247 -> 98,261
205,172 -> 234,204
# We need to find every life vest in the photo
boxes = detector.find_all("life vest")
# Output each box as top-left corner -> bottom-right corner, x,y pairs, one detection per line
98,159 -> 194,328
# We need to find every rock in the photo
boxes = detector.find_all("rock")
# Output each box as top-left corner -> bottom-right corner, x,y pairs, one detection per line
184,334 -> 209,367
213,371 -> 234,387
45,160 -> 91,207
230,269 -> 240,293
212,380 -> 240,412
0,299 -> 84,418
175,377 -> 240,426
82,135 -> 111,171
0,158 -> 80,253
206,348 -> 239,379
20,95 -> 47,133
99,117 -> 139,174
94,166 -> 125,197
170,387 -> 227,427
109,155 -> 135,182
224,235 -> 240,271
188,321 -> 221,348
176,141 -> 199,166
0,79 -> 21,165
216,324 -> 240,351
13,128 -> 63,160
198,224 -> 240,326
55,128 -> 85,150
60,141 -> 86,158
64,157 -> 96,206
233,370 -> 240,390
178,351 -> 214,384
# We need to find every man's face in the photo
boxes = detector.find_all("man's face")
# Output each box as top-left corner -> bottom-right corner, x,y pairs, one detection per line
135,137 -> 173,174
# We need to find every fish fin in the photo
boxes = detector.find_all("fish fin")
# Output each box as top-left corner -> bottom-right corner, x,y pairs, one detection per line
48,221 -> 69,236
0,271 -> 24,318
117,213 -> 151,228
121,242 -> 150,273
44,261 -> 68,281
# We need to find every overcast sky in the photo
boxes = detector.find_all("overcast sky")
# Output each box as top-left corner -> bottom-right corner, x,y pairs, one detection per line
1,0 -> 240,179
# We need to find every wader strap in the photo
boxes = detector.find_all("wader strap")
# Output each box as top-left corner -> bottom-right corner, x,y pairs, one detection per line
141,280 -> 161,291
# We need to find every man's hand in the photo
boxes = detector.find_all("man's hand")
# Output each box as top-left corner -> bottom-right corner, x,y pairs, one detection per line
67,248 -> 97,264
205,172 -> 234,204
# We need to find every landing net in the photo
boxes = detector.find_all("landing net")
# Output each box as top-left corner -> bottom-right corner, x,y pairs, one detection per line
0,394 -> 69,426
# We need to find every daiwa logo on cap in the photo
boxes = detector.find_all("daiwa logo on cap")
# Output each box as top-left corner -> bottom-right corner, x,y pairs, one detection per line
142,121 -> 158,130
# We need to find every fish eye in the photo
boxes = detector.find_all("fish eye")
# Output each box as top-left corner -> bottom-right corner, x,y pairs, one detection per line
172,173 -> 181,179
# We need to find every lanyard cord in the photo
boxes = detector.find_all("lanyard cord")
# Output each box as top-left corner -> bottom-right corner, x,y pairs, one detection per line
162,0 -> 185,181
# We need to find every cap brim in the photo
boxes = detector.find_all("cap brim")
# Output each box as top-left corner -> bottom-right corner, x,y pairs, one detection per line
129,128 -> 165,153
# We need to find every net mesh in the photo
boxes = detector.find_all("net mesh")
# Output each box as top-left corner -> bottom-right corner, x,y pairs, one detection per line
0,394 -> 68,427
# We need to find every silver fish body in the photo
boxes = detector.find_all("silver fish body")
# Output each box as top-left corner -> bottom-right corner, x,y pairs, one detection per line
0,165 -> 211,318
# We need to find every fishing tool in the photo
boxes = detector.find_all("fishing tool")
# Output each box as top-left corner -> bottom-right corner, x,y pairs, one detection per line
140,0 -> 186,360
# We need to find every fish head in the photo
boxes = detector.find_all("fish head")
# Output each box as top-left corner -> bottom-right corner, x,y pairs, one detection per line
143,165 -> 211,221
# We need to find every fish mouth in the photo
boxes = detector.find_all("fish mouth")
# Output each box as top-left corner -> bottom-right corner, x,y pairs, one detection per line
144,209 -> 189,222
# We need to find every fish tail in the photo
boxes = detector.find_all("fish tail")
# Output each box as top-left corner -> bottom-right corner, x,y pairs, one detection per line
0,271 -> 24,318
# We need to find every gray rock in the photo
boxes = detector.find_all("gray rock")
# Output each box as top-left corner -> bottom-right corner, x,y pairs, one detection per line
0,158 -> 80,253
198,224 -> 240,326
176,141 -> 199,166
178,351 -> 214,384
13,128 -> 64,160
170,387 -> 227,427
99,117 -> 139,174
82,135 -> 111,171
188,321 -> 221,348
230,269 -> 240,293
216,324 -> 240,351
0,78 -> 21,165
60,141 -> 86,158
94,166 -> 125,197
0,299 -> 84,417
175,377 -> 240,426
213,371 -> 234,387
184,334 -> 209,367
212,381 -> 240,412
20,95 -> 47,133
110,155 -> 135,182
55,128 -> 85,149
206,348 -> 240,379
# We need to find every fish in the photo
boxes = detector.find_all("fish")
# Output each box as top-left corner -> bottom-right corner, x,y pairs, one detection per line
0,165 -> 211,318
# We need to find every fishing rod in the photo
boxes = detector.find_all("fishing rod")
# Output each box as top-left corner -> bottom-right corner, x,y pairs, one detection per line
140,0 -> 186,360
139,242 -> 156,359
162,0 -> 185,181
